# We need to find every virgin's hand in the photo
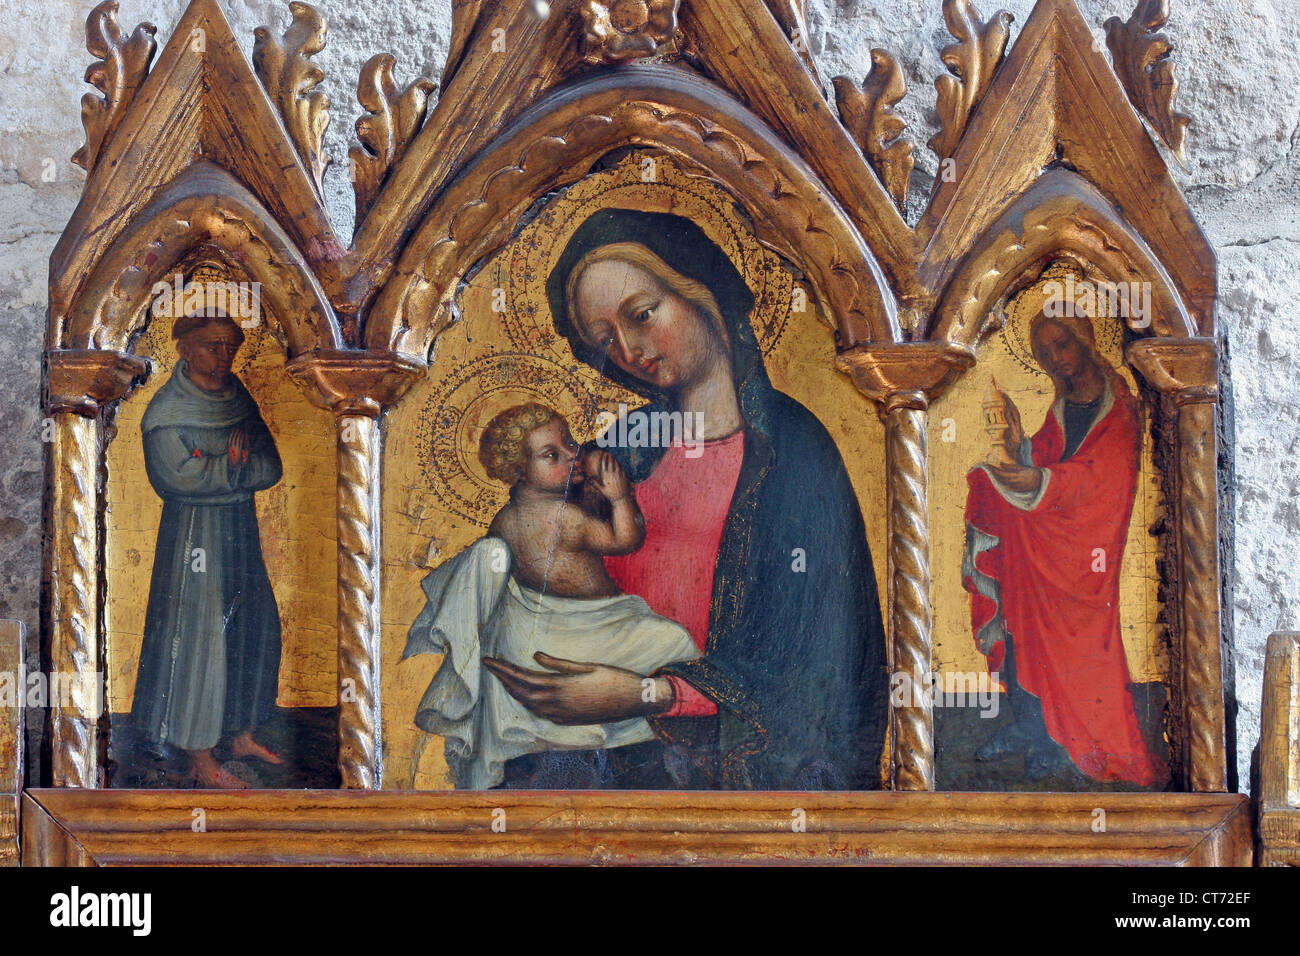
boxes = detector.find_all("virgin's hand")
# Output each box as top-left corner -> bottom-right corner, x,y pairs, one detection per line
482,653 -> 666,723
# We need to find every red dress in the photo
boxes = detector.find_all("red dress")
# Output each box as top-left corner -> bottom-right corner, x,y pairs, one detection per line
604,431 -> 746,717
963,380 -> 1164,785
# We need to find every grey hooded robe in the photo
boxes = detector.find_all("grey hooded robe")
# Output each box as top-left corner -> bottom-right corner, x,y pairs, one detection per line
131,362 -> 283,751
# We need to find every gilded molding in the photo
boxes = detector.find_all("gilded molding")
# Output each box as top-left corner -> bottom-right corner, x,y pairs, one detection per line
51,0 -> 344,335
1129,336 -> 1224,790
72,0 -> 157,174
0,621 -> 23,866
37,0 -> 1236,846
932,171 -> 1197,345
764,0 -> 825,92
1258,633 -> 1300,865
836,342 -> 976,410
22,789 -> 1254,866
1126,338 -> 1219,404
1105,0 -> 1190,164
368,68 -> 899,358
253,1 -> 332,196
833,49 -> 915,212
64,164 -> 341,356
46,349 -> 150,416
286,351 -> 425,418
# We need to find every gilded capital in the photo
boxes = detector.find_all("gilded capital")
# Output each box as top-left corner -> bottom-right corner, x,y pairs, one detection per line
46,349 -> 151,416
836,342 -> 976,413
286,350 -> 426,417
1126,338 -> 1219,405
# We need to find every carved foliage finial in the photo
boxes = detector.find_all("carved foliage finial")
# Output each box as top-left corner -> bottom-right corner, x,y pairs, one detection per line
349,54 -> 436,224
1105,0 -> 1190,164
580,0 -> 680,64
254,1 -> 331,196
72,0 -> 157,174
929,0 -> 1013,161
833,49 -> 915,212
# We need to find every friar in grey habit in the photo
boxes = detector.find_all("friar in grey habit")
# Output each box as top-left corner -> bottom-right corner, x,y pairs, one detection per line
132,311 -> 286,788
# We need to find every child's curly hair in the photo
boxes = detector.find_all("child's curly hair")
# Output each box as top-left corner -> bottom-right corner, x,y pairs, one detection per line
478,402 -> 562,485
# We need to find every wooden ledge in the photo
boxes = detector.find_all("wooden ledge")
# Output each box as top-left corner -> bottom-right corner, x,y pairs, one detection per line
21,789 -> 1251,866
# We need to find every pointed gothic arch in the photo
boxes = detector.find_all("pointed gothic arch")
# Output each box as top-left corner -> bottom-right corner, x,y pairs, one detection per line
365,65 -> 901,359
49,0 -> 341,331
63,163 -> 342,356
916,0 -> 1216,333
930,169 -> 1200,348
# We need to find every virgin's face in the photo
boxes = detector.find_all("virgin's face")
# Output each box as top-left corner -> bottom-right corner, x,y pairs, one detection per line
572,259 -> 719,390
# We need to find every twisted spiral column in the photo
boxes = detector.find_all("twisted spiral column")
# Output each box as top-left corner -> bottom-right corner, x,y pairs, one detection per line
838,342 -> 973,791
286,351 -> 424,791
45,349 -> 149,788
1176,398 -> 1226,792
336,414 -> 383,789
883,393 -> 934,791
48,411 -> 103,788
1128,338 -> 1227,792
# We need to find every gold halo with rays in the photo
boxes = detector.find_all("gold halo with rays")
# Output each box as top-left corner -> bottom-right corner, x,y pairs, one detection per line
505,150 -> 797,373
416,352 -> 605,527
1001,259 -> 1125,377
133,260 -> 275,374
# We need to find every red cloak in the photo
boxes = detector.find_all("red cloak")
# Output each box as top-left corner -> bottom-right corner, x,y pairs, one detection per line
962,378 -> 1164,785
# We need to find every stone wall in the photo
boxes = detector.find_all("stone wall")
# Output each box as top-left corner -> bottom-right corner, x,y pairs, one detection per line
1,0 -> 1294,791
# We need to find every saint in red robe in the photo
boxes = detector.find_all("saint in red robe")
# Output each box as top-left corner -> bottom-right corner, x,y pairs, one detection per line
962,375 -> 1165,785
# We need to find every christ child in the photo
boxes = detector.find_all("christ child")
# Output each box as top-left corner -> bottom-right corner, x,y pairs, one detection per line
402,402 -> 699,788
482,402 -> 645,600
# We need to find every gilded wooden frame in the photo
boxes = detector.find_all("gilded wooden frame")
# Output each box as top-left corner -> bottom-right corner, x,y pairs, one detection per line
1258,633 -> 1300,865
1,622 -> 22,866
26,0 -> 1250,864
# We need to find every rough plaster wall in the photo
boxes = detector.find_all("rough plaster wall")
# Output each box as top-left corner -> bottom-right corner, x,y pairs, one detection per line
0,0 -> 1294,791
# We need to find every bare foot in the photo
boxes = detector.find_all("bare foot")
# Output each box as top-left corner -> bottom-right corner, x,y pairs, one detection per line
230,730 -> 285,766
191,750 -> 250,789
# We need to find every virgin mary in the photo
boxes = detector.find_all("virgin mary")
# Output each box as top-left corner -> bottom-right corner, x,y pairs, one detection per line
481,208 -> 889,790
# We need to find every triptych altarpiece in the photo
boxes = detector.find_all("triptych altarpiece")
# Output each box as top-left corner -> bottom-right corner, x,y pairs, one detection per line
20,0 -> 1266,864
